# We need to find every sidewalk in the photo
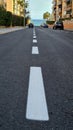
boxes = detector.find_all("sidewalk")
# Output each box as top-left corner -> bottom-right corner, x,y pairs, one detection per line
0,27 -> 24,34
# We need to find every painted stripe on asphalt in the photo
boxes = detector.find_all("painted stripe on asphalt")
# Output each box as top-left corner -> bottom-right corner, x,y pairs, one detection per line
33,36 -> 36,39
26,67 -> 49,121
33,34 -> 36,36
33,30 -> 35,33
33,29 -> 35,31
33,39 -> 37,43
33,31 -> 35,33
32,47 -> 39,54
33,33 -> 36,35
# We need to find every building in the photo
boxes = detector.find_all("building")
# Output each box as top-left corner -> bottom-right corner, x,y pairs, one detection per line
0,0 -> 6,8
0,0 -> 24,17
52,0 -> 73,21
12,0 -> 25,16
6,0 -> 13,13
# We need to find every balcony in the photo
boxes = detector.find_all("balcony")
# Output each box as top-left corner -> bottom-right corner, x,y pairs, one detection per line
57,0 -> 62,5
58,8 -> 62,13
66,0 -> 72,5
58,4 -> 62,9
63,6 -> 67,11
66,3 -> 72,11
66,13 -> 71,18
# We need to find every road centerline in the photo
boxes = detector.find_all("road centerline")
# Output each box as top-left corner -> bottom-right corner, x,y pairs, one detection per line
33,36 -> 36,39
33,39 -> 37,43
32,46 -> 39,54
26,67 -> 49,121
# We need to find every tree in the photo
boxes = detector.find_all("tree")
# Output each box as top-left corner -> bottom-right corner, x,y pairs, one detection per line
17,0 -> 24,7
43,12 -> 50,20
25,15 -> 31,25
17,0 -> 28,16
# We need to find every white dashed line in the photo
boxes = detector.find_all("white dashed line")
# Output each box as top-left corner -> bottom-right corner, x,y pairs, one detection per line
33,34 -> 36,37
33,39 -> 37,43
32,47 -> 39,54
26,67 -> 49,121
33,31 -> 35,33
33,36 -> 36,39
33,32 -> 36,35
33,30 -> 35,32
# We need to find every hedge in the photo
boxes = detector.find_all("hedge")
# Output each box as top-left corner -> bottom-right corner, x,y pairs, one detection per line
46,20 -> 55,25
0,6 -> 6,26
5,11 -> 12,27
12,15 -> 24,26
0,6 -> 24,27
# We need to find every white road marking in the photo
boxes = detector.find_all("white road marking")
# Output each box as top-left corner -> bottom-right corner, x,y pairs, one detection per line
26,67 -> 49,121
33,30 -> 35,33
32,47 -> 39,54
33,29 -> 35,31
33,34 -> 36,37
33,36 -> 36,39
33,32 -> 36,35
33,39 -> 37,43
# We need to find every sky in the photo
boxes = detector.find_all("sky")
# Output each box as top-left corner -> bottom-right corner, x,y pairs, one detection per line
28,0 -> 52,19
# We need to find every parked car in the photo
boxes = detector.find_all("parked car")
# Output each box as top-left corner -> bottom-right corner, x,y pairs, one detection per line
41,23 -> 48,28
53,21 -> 64,30
28,23 -> 34,28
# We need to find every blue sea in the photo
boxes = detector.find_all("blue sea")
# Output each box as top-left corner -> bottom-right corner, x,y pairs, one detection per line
31,19 -> 46,26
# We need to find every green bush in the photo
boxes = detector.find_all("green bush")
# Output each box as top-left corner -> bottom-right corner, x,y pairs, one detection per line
0,6 -> 6,26
46,20 -> 55,25
5,11 -> 12,27
12,15 -> 24,26
0,6 -> 24,27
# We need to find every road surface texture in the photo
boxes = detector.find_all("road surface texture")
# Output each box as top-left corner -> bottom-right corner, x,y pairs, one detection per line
0,27 -> 73,130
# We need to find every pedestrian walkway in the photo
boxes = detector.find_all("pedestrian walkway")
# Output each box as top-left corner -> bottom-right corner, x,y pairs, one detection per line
0,27 -> 24,34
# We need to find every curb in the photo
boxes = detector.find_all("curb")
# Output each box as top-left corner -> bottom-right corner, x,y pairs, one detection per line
0,27 -> 24,34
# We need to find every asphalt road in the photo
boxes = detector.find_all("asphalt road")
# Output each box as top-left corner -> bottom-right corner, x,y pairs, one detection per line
0,27 -> 73,130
